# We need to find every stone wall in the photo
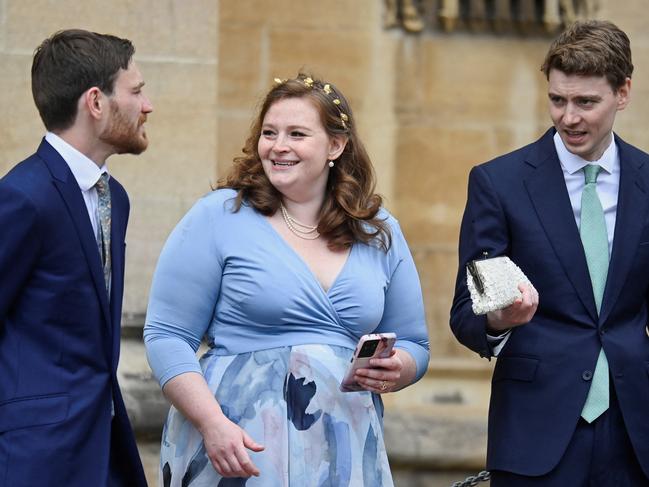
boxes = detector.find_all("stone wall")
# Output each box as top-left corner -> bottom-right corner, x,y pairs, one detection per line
216,0 -> 398,202
0,0 -> 219,314
3,0 -> 649,482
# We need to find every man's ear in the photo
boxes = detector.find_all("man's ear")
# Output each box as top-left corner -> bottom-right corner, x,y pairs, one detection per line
82,87 -> 106,120
617,77 -> 631,111
328,134 -> 348,161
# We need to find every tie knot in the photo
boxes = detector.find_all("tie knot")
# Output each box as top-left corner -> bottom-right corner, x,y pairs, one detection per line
583,164 -> 601,185
95,172 -> 110,194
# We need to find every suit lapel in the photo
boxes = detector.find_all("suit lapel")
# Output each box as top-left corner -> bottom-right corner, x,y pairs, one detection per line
38,140 -> 112,332
600,137 -> 649,324
108,180 -> 126,368
523,130 -> 599,322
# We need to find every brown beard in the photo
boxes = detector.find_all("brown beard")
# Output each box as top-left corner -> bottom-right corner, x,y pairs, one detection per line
100,99 -> 149,155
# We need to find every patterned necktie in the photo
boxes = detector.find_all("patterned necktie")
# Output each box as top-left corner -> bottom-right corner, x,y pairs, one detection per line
95,173 -> 111,293
579,164 -> 609,423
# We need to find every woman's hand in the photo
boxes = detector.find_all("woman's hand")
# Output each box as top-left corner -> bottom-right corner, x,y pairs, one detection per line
199,415 -> 265,478
353,349 -> 416,393
162,372 -> 265,479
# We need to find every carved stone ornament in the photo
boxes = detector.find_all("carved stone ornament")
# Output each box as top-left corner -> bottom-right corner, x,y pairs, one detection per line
383,0 -> 602,35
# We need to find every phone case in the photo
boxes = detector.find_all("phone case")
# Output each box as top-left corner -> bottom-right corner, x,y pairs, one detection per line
339,332 -> 396,392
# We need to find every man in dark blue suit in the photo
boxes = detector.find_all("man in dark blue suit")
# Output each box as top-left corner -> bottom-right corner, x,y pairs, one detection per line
451,21 -> 649,486
0,30 -> 153,486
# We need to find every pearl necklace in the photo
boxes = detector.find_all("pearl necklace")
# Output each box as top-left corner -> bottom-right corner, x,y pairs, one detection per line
280,204 -> 320,240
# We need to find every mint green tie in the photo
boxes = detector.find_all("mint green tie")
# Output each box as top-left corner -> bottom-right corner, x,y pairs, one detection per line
579,164 -> 609,423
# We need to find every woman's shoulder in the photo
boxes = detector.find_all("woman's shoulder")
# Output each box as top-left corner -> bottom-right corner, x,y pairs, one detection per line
375,207 -> 401,232
193,188 -> 249,215
353,207 -> 403,254
176,188 -> 247,227
198,188 -> 238,206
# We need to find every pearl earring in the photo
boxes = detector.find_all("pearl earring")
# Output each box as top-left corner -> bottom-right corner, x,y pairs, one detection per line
328,160 -> 335,168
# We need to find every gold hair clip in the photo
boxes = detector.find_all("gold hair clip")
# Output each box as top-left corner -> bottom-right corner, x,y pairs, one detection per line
275,76 -> 349,130
330,98 -> 348,128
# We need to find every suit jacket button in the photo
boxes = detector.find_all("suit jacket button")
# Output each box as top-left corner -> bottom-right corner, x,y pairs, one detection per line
582,370 -> 593,381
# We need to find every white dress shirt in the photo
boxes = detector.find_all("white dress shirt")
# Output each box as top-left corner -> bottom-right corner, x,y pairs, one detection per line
554,131 -> 618,254
45,132 -> 109,239
489,132 -> 619,355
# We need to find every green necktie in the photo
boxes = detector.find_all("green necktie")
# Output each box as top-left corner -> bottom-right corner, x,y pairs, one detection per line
579,164 -> 609,423
95,173 -> 112,293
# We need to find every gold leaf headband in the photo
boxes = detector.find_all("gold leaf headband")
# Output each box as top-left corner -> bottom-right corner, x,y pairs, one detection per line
274,76 -> 349,130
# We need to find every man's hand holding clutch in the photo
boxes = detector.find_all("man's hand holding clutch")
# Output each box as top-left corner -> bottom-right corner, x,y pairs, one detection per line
486,283 -> 539,333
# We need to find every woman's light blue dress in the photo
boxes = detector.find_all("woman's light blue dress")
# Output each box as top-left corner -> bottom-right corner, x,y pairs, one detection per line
144,189 -> 429,487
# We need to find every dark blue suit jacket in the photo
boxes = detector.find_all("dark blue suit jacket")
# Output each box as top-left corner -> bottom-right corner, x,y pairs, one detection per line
0,140 -> 147,486
451,128 -> 649,477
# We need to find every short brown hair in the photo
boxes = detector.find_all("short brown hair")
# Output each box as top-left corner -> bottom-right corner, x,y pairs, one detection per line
32,29 -> 135,131
541,20 -> 633,90
219,73 -> 391,252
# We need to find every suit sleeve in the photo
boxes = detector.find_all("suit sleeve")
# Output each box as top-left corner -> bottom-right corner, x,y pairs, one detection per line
0,182 -> 42,324
450,165 -> 510,358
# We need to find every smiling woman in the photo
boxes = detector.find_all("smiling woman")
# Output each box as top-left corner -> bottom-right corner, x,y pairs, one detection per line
224,74 -> 391,252
258,96 -> 339,209
143,73 -> 430,486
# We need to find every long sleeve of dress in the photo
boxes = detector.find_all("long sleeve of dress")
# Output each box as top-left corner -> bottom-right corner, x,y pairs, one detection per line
375,217 -> 430,381
144,197 -> 222,387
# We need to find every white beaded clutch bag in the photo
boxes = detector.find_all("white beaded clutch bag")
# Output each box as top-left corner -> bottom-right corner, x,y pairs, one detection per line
466,255 -> 531,315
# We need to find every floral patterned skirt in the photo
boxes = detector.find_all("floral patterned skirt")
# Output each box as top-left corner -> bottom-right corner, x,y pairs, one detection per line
159,344 -> 394,487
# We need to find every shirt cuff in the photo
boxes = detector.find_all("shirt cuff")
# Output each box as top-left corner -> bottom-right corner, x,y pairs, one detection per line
486,329 -> 512,357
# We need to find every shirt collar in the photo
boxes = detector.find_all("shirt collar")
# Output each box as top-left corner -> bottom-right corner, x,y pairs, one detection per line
45,132 -> 108,191
553,131 -> 617,176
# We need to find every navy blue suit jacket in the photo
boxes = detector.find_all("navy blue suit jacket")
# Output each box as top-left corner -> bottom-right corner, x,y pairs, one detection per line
451,128 -> 649,477
0,140 -> 147,486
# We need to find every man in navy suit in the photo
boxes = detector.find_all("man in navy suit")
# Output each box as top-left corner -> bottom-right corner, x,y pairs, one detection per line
451,21 -> 649,486
0,30 -> 152,486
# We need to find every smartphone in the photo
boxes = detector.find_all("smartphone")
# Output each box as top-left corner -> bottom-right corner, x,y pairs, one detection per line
340,332 -> 396,392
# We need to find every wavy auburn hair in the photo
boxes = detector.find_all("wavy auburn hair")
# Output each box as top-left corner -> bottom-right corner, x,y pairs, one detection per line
218,73 -> 390,251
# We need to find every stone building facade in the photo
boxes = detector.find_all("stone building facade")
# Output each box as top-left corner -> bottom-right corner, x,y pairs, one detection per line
1,0 -> 648,484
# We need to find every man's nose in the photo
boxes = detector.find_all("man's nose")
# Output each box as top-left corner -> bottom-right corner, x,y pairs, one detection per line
142,95 -> 153,113
563,104 -> 581,125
